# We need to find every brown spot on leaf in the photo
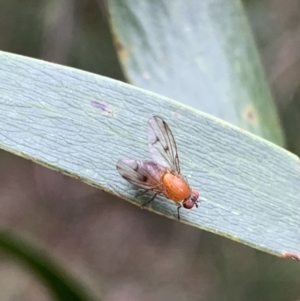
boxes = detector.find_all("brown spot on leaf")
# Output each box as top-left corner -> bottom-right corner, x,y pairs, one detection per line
115,40 -> 123,51
113,37 -> 128,63
243,105 -> 259,125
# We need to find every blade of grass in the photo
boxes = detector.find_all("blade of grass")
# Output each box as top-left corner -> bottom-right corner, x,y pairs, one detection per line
108,0 -> 284,145
0,51 -> 299,257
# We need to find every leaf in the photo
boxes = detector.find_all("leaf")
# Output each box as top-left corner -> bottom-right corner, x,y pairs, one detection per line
107,0 -> 284,145
0,51 -> 299,257
0,231 -> 96,301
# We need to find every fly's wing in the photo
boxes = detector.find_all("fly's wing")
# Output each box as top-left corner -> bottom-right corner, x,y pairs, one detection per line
147,116 -> 180,173
116,159 -> 165,192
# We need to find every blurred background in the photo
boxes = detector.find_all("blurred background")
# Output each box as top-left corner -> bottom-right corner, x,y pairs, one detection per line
0,0 -> 300,300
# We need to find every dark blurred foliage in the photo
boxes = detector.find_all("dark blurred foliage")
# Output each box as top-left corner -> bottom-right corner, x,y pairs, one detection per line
0,0 -> 300,301
0,0 -> 124,80
244,0 -> 300,155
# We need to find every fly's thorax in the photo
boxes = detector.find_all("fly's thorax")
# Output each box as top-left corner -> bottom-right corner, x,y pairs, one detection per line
162,172 -> 191,202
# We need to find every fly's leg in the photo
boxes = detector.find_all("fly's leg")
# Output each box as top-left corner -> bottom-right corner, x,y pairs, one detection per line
135,189 -> 151,198
177,203 -> 182,220
141,193 -> 158,209
136,183 -> 161,199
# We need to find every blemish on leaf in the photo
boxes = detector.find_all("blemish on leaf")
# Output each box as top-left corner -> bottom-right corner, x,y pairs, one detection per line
282,251 -> 300,261
243,105 -> 259,125
171,112 -> 181,119
115,40 -> 124,51
91,101 -> 112,115
113,37 -> 128,63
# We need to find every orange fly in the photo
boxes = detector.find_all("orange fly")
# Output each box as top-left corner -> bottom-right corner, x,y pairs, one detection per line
116,116 -> 200,220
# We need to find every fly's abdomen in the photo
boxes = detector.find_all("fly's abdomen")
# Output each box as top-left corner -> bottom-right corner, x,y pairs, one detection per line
162,173 -> 191,202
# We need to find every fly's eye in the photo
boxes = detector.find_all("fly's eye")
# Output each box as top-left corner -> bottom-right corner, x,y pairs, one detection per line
183,190 -> 200,209
183,199 -> 194,209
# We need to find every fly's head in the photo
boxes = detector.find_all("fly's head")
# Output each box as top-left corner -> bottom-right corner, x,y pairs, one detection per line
183,189 -> 200,209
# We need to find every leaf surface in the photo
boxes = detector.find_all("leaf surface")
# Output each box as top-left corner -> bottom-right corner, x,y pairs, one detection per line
0,51 -> 299,256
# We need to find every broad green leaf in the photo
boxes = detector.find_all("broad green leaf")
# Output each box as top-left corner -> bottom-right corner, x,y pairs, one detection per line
108,0 -> 284,145
0,231 -> 96,301
0,51 -> 299,257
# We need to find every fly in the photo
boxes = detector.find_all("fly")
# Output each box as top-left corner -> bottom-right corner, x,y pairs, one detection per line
116,116 -> 200,220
